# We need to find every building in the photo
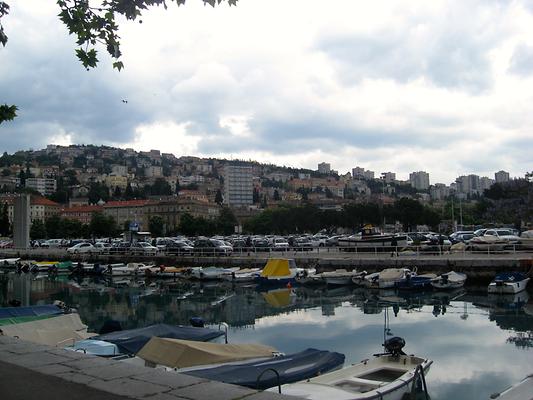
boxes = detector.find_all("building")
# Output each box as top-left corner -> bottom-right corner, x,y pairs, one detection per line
224,165 -> 253,207
479,176 -> 495,192
430,183 -> 450,200
111,165 -> 128,176
455,174 -> 480,195
105,174 -> 128,190
61,205 -> 104,225
145,166 -> 163,178
409,171 -> 430,190
25,178 -> 57,196
29,197 -> 61,222
495,170 -> 510,183
381,172 -> 396,183
318,162 -> 331,174
103,200 -> 154,230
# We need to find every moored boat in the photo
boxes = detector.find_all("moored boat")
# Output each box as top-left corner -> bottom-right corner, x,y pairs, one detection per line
430,271 -> 467,290
488,272 -> 530,294
272,337 -> 431,400
489,374 -> 533,400
322,269 -> 366,286
338,225 -> 408,250
396,273 -> 437,291
255,258 -> 302,286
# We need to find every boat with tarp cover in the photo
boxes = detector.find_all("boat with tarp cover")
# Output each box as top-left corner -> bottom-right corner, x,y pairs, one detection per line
69,323 -> 226,356
255,258 -> 302,286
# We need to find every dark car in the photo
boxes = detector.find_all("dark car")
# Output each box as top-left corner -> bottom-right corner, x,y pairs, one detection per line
252,238 -> 271,252
292,237 -> 313,251
110,241 -> 131,254
163,241 -> 194,255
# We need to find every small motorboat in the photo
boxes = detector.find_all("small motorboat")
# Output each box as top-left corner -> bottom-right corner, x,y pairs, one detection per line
361,269 -> 412,289
189,266 -> 240,280
295,269 -> 322,285
430,271 -> 467,290
396,273 -> 437,291
221,268 -> 261,283
488,272 -> 530,294
273,337 -> 432,400
322,269 -> 366,286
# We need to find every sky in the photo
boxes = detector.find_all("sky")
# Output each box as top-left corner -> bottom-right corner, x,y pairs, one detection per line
1,0 -> 533,185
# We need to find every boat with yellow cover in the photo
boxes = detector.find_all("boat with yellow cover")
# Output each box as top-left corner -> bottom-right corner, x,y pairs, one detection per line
255,258 -> 303,286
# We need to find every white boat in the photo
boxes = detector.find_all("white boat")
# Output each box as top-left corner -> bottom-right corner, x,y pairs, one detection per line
430,271 -> 467,290
322,269 -> 366,286
274,337 -> 432,400
0,258 -> 20,266
255,258 -> 303,286
190,266 -> 240,280
338,225 -> 408,250
488,272 -> 530,294
361,269 -> 412,289
221,268 -> 261,283
295,268 -> 322,285
490,374 -> 533,400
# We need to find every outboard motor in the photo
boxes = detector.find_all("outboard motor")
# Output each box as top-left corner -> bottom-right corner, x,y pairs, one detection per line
190,317 -> 205,328
383,336 -> 406,356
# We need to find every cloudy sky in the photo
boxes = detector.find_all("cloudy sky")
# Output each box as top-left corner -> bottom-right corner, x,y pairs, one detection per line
1,0 -> 533,184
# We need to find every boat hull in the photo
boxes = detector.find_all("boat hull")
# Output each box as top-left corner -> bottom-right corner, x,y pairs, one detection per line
488,278 -> 530,294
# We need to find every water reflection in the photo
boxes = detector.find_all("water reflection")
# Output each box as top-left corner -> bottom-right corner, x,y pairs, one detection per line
1,272 -> 532,400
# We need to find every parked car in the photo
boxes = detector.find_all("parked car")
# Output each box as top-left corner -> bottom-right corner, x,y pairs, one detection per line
110,241 -> 132,254
163,241 -> 194,255
41,238 -> 67,248
93,242 -> 112,254
252,238 -> 271,252
67,242 -> 96,254
193,238 -> 233,255
272,237 -> 289,250
483,229 -> 521,245
292,237 -> 313,251
130,242 -> 158,256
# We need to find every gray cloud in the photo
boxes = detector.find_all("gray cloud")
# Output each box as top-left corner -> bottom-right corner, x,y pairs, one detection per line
316,22 -> 497,93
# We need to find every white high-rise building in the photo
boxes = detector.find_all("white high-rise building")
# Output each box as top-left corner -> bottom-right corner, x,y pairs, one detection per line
224,165 -> 253,207
479,176 -> 495,191
409,171 -> 430,190
352,167 -> 375,180
430,183 -> 450,200
495,170 -> 510,183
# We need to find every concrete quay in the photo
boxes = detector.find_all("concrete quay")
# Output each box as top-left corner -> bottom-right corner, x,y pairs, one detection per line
2,248 -> 533,281
0,335 -> 300,400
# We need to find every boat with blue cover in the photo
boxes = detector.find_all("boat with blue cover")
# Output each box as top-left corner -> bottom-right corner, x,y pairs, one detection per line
68,322 -> 226,356
395,273 -> 437,291
488,272 -> 530,294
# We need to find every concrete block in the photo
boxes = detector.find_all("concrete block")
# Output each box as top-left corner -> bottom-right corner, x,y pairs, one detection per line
1,343 -> 50,354
142,393 -> 190,400
45,348 -> 89,359
169,381 -> 256,400
61,356 -> 119,370
30,363 -> 74,375
0,336 -> 20,345
83,363 -> 148,381
89,377 -> 169,397
7,351 -> 72,367
56,371 -> 100,385
132,370 -> 207,389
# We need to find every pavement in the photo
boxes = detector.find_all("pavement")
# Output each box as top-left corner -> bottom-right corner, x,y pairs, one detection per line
0,335 -> 299,400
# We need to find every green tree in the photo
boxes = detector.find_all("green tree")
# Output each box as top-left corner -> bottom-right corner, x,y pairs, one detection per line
217,207 -> 237,235
273,189 -> 281,201
149,215 -> 165,237
45,215 -> 63,238
89,212 -> 117,237
30,219 -> 47,240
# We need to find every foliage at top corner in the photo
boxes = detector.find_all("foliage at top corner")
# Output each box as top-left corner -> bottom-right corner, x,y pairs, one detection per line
55,0 -> 238,71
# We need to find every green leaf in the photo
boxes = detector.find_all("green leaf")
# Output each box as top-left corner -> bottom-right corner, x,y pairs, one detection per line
0,104 -> 18,124
113,61 -> 124,71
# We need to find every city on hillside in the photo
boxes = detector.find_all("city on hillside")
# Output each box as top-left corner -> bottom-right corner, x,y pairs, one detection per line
0,144 -> 531,238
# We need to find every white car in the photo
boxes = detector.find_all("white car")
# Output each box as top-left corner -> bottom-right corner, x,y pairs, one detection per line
272,237 -> 289,250
93,242 -> 112,254
67,242 -> 96,254
130,242 -> 158,256
483,229 -> 521,244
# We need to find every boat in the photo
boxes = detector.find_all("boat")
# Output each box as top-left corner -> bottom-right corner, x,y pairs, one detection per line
430,271 -> 467,290
489,374 -> 533,400
272,337 -> 432,400
1,313 -> 93,346
322,269 -> 366,286
134,337 -> 279,370
221,268 -> 261,283
395,273 -> 437,291
255,258 -> 303,286
70,322 -> 227,356
0,258 -> 20,266
189,266 -> 240,281
488,272 -> 530,294
0,303 -> 67,325
338,225 -> 408,250
361,268 -> 413,289
184,347 -> 345,390
295,269 -> 322,285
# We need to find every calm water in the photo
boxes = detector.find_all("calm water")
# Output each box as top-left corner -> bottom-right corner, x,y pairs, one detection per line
1,273 -> 532,400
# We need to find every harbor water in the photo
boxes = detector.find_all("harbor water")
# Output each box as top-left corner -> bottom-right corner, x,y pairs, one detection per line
1,272 -> 532,400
